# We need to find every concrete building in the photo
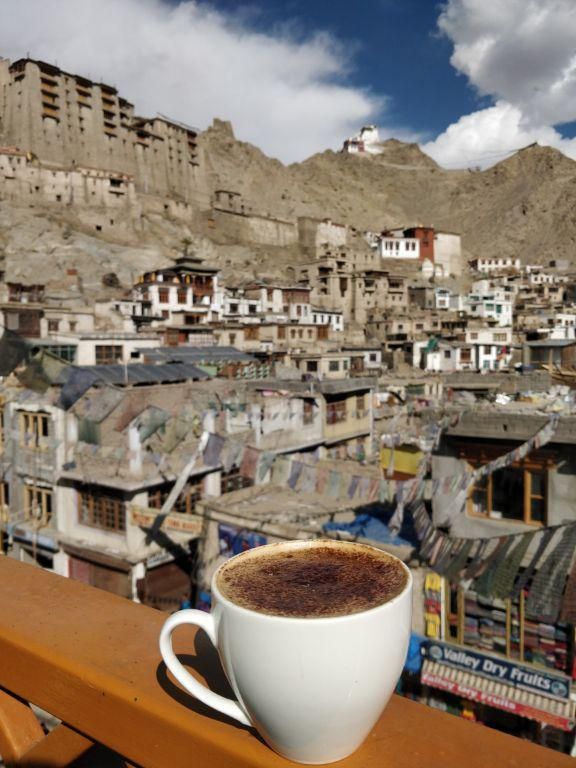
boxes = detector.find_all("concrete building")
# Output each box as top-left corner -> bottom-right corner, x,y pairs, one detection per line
44,332 -> 160,365
462,292 -> 514,327
465,327 -> 513,371
242,283 -> 312,324
297,250 -> 408,325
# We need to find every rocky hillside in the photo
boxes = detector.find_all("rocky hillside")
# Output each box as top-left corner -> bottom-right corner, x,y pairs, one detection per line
200,121 -> 576,263
2,119 -> 576,302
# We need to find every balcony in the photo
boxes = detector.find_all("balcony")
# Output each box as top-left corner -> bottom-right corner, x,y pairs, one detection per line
0,556 -> 571,767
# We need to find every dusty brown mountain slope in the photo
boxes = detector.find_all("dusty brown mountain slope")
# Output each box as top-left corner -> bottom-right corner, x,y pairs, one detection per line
2,120 -> 576,300
200,121 -> 576,263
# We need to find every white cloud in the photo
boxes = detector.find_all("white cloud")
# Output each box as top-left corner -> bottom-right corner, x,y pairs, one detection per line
437,0 -> 576,126
0,0 -> 384,162
422,101 -> 576,168
424,0 -> 576,168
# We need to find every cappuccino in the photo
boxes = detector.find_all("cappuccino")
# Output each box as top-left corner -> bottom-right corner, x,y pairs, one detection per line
216,540 -> 408,618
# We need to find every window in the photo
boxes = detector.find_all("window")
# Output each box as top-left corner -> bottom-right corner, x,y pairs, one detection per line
148,480 -> 203,514
328,360 -> 340,372
221,468 -> 252,494
356,395 -> 366,418
303,400 -> 315,425
78,486 -> 125,531
177,288 -> 188,304
24,485 -> 53,525
19,411 -> 50,449
48,319 -> 60,332
527,469 -> 546,524
229,303 -> 239,314
326,399 -> 347,424
470,332 -> 478,340
306,361 -> 318,372
69,321 -> 77,332
369,353 -> 377,362
468,465 -> 548,526
95,345 -> 122,365
277,326 -> 286,340
444,350 -> 452,359
493,333 -> 508,342
0,482 -> 9,522
158,287 -> 170,303
44,344 -> 76,363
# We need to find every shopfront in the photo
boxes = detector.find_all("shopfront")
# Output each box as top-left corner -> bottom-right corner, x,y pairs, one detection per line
420,572 -> 575,753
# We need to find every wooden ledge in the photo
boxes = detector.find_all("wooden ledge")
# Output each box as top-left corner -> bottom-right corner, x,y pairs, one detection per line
0,557 -> 571,767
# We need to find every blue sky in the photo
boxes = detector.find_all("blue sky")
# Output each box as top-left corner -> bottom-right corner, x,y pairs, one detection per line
2,0 -> 576,167
205,0 -> 488,142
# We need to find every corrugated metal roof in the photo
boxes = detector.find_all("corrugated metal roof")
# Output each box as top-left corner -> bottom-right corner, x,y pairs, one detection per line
56,362 -> 211,386
144,346 -> 256,364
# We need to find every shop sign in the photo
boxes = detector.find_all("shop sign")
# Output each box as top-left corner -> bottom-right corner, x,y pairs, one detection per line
130,507 -> 203,536
146,551 -> 174,569
422,669 -> 573,732
426,641 -> 570,700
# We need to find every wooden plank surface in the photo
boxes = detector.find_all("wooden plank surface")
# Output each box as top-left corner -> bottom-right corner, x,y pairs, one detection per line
0,557 -> 571,768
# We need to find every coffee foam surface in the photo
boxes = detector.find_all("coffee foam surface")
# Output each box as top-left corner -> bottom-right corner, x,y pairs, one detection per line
216,541 -> 408,618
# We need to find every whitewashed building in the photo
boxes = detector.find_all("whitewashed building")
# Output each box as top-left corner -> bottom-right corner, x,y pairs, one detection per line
133,255 -> 220,326
464,327 -> 513,370
310,308 -> 344,333
378,236 -> 420,260
470,257 -> 521,273
435,288 -> 453,310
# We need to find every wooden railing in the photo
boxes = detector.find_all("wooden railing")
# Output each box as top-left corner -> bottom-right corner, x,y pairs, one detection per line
0,556 -> 571,768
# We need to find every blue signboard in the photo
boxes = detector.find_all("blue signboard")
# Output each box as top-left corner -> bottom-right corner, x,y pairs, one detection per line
425,641 -> 570,700
218,523 -> 267,557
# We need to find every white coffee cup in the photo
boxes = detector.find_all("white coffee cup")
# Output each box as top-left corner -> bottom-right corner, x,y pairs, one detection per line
159,540 -> 412,765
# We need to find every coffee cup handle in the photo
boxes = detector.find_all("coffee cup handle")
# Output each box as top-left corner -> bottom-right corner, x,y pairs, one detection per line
159,609 -> 252,727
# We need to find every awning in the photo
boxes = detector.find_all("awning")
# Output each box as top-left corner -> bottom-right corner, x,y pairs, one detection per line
422,659 -> 574,732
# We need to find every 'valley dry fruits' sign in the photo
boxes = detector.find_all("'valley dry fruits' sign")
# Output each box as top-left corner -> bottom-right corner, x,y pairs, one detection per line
426,641 -> 570,700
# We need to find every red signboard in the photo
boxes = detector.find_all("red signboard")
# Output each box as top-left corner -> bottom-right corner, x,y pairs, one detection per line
422,670 -> 573,732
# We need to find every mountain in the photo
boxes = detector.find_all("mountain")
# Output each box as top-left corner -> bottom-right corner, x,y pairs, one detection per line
199,121 -> 576,264
2,118 -> 576,301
